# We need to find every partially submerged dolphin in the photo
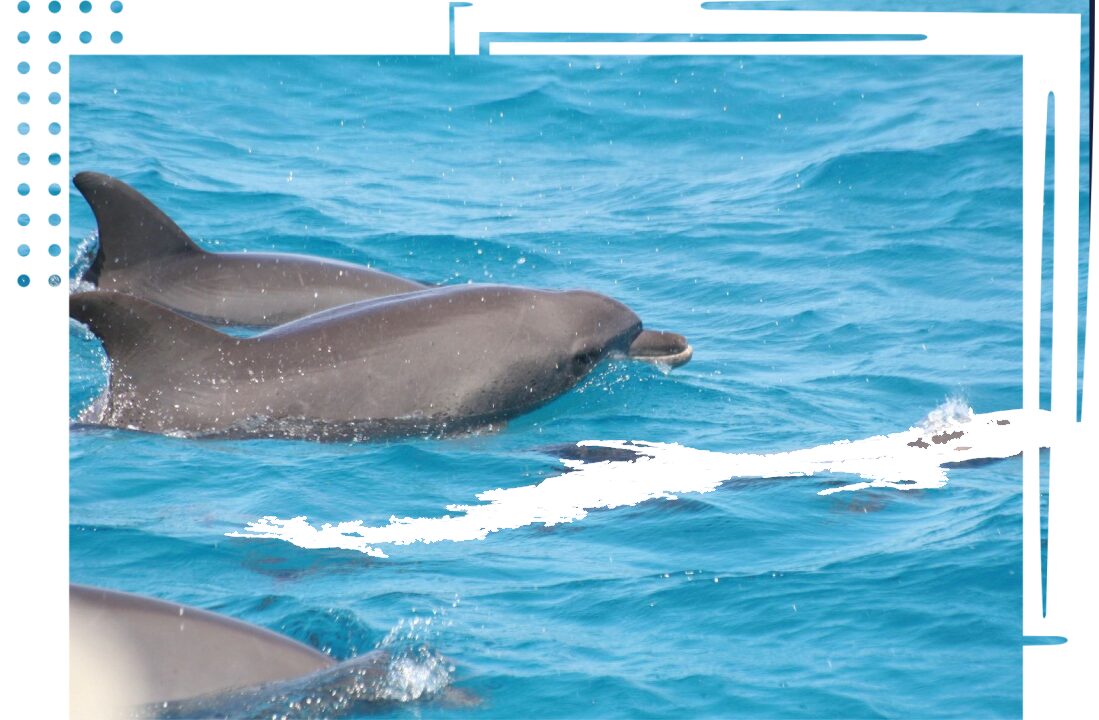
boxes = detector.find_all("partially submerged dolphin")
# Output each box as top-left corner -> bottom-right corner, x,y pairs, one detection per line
71,584 -> 471,719
74,171 -> 426,326
70,285 -> 692,440
71,583 -> 332,713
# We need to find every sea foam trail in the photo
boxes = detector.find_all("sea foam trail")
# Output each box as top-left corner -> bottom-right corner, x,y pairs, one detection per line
227,404 -> 1054,558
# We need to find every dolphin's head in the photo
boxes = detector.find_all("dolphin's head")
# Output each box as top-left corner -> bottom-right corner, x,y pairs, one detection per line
554,289 -> 644,379
555,290 -> 693,372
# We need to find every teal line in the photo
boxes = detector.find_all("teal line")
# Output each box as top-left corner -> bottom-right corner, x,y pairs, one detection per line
479,31 -> 926,55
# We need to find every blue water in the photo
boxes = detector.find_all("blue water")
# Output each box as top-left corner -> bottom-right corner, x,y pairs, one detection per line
68,9 -> 1089,715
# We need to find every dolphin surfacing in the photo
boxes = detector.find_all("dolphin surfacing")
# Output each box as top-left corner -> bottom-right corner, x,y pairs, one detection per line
70,583 -> 332,712
71,584 -> 473,719
74,171 -> 426,326
71,285 -> 691,440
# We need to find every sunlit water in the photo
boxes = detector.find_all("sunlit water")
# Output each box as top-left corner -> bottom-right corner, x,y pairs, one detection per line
68,4 -> 1091,714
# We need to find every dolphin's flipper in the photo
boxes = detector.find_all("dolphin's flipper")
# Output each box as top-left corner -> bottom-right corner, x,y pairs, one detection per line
70,584 -> 333,712
73,171 -> 203,284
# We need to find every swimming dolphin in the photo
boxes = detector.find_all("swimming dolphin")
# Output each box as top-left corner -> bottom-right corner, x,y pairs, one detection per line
70,285 -> 692,440
71,583 -> 332,713
71,584 -> 472,719
73,171 -> 426,326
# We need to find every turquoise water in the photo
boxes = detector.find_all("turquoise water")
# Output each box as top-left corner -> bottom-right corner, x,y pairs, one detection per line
68,10 -> 1089,716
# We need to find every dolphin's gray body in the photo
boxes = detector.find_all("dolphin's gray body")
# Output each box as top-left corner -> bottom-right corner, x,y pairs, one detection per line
70,583 -> 334,710
71,285 -> 691,440
71,584 -> 470,719
74,171 -> 426,326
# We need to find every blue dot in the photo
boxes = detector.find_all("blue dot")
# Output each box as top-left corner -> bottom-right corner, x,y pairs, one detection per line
49,153 -> 61,165
49,122 -> 61,134
17,275 -> 30,287
49,0 -> 60,11
48,274 -> 62,287
18,153 -> 30,165
18,1 -> 30,12
49,31 -> 61,43
18,62 -> 30,74
18,31 -> 30,43
18,244 -> 30,257
18,123 -> 30,135
80,1 -> 92,11
48,183 -> 61,195
111,0 -> 122,11
49,91 -> 60,104
49,243 -> 62,256
17,184 -> 30,196
79,31 -> 91,43
18,214 -> 30,226
110,31 -> 122,43
49,214 -> 61,226
49,61 -> 61,73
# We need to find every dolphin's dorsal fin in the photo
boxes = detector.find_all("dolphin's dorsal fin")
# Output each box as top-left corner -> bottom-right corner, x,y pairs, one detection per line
70,291 -> 236,418
70,290 -> 230,361
74,172 -> 202,284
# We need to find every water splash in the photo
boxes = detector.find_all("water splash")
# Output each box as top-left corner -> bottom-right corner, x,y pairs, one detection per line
69,230 -> 99,292
918,395 -> 974,432
371,612 -> 456,703
228,402 -> 1055,557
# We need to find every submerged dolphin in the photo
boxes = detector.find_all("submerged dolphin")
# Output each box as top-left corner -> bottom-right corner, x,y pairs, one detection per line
74,171 -> 426,326
70,285 -> 692,440
71,584 -> 471,719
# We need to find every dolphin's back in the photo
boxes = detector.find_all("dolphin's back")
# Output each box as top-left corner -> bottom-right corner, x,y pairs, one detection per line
73,171 -> 426,325
70,584 -> 333,707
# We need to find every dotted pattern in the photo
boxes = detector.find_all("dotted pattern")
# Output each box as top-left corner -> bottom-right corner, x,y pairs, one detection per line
13,0 -> 125,288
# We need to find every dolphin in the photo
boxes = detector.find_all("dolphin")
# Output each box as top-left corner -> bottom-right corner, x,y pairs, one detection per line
73,171 -> 427,326
71,583 -> 331,713
70,285 -> 692,440
70,584 -> 472,719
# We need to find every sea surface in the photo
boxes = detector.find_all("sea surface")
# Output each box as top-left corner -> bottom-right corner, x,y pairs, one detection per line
69,3 -> 1091,717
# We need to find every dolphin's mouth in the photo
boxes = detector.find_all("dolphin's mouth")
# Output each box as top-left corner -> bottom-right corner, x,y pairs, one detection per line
627,329 -> 693,368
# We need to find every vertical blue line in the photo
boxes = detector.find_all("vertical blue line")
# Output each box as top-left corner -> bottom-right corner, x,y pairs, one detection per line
1083,1 -> 1094,421
1039,91 -> 1055,619
1041,93 -> 1056,413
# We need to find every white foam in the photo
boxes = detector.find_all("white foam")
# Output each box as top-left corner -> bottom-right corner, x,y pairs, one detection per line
227,403 -> 1056,557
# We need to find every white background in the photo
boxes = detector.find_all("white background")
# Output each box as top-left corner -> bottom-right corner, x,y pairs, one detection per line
1,1 -> 1093,716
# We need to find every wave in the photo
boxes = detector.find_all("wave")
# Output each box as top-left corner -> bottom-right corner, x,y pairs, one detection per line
228,400 -> 1053,558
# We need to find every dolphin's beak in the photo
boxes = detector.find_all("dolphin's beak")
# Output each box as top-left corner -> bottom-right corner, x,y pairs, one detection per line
627,329 -> 693,368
